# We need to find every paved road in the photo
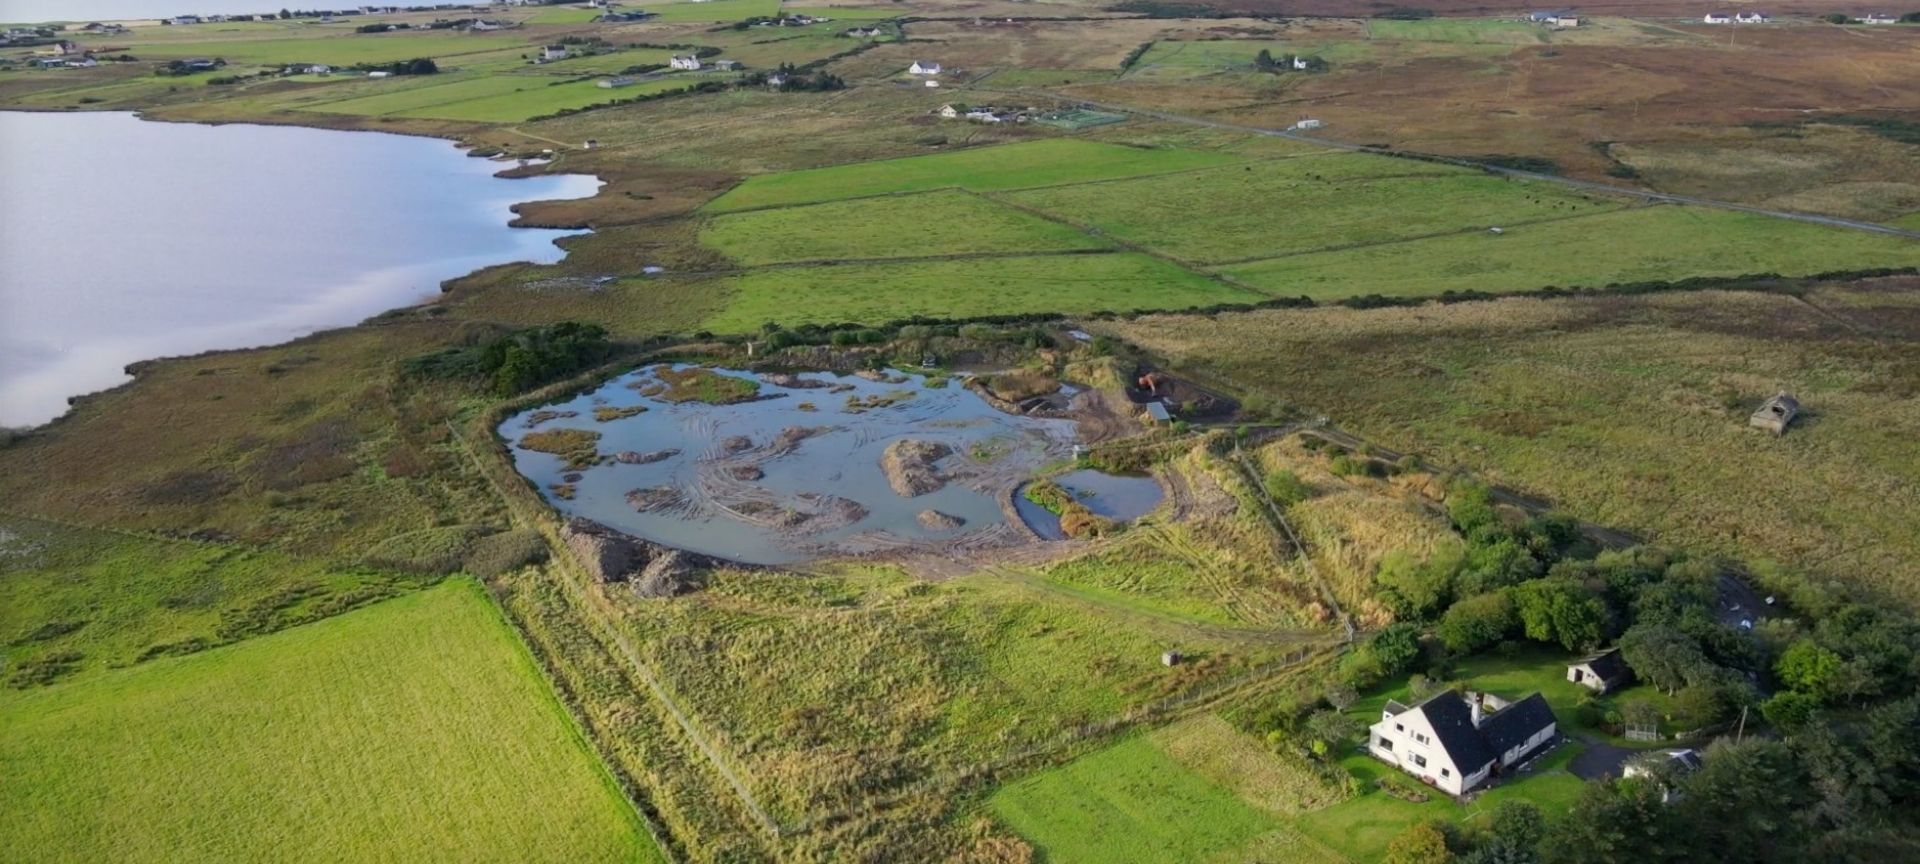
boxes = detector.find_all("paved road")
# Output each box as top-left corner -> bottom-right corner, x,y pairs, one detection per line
1026,94 -> 1920,241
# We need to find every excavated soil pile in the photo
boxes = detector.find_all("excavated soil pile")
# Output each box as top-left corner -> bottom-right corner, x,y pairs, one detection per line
882,439 -> 952,497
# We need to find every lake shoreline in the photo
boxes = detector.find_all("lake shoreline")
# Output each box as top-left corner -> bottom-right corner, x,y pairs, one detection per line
0,109 -> 614,433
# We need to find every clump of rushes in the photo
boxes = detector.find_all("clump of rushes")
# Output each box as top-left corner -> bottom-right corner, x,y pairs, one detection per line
1023,480 -> 1116,539
650,366 -> 761,404
518,428 -> 602,469
593,405 -> 647,422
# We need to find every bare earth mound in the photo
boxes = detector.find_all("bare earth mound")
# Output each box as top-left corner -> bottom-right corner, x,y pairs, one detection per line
882,439 -> 953,497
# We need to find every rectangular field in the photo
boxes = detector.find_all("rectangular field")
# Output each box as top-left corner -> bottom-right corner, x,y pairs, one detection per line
990,715 -> 1345,864
699,189 -> 1108,266
1367,18 -> 1547,44
1003,153 -> 1615,264
301,74 -> 545,116
0,579 -> 658,864
703,138 -> 1247,212
637,0 -> 784,23
126,34 -> 529,65
697,251 -> 1254,331
1219,206 -> 1920,299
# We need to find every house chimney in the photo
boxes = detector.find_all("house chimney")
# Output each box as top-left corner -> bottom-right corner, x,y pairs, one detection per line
1470,693 -> 1484,727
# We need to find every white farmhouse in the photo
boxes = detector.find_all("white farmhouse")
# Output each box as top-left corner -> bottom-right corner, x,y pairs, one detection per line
1368,690 -> 1558,796
1735,11 -> 1771,22
669,55 -> 702,71
1703,12 -> 1734,23
541,45 -> 570,62
1862,13 -> 1897,23
908,60 -> 941,75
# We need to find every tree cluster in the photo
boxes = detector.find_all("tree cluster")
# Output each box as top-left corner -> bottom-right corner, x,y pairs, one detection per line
358,57 -> 438,76
403,323 -> 612,396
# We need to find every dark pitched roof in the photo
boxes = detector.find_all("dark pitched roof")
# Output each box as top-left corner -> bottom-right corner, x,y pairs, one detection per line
1480,693 -> 1557,755
1577,648 -> 1628,680
1416,691 -> 1495,771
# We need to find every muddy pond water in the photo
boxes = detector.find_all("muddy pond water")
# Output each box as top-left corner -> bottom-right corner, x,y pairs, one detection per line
1013,469 -> 1168,541
502,365 -> 1100,565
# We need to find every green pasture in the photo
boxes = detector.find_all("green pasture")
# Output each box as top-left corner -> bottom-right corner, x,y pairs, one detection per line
698,251 -> 1253,331
991,734 -> 1288,864
0,580 -> 658,864
1301,746 -> 1585,862
528,5 -> 605,23
1004,153 -> 1616,264
0,518 -> 426,688
705,138 -> 1246,212
534,47 -> 679,74
301,73 -> 545,116
638,0 -> 784,23
1368,18 -> 1548,44
703,30 -> 859,67
387,75 -> 725,122
700,189 -> 1107,266
1219,206 -> 1920,299
784,6 -> 903,19
126,34 -> 529,65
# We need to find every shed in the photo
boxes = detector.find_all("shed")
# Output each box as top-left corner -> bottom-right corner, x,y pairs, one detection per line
1162,650 -> 1183,667
1142,401 -> 1172,426
1749,392 -> 1799,435
1567,648 -> 1631,693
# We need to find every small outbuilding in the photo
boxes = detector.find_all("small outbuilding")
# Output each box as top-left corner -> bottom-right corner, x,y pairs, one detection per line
1567,647 -> 1631,694
1749,392 -> 1800,435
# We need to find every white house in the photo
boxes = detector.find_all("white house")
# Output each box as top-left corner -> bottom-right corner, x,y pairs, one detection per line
541,45 -> 569,61
302,64 -> 333,75
908,60 -> 941,75
936,103 -> 961,118
1368,690 -> 1559,796
766,72 -> 789,87
1734,11 -> 1771,22
669,54 -> 702,71
1567,647 -> 1632,694
1862,13 -> 1897,23
1703,12 -> 1734,23
1292,117 -> 1323,130
846,26 -> 883,37
367,70 -> 392,78
470,19 -> 505,31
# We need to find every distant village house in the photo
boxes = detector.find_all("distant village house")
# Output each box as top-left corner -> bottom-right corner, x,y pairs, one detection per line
908,60 -> 941,75
541,45 -> 569,62
669,54 -> 702,71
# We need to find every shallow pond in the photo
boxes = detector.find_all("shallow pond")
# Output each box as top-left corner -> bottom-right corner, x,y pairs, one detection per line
1013,469 -> 1166,541
501,366 -> 1079,565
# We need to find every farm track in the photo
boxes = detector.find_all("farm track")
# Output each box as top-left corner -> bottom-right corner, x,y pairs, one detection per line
1029,93 -> 1920,241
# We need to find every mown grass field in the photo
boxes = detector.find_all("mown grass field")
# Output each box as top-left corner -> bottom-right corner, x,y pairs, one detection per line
1305,746 -> 1585,862
126,34 -> 529,65
697,251 -> 1253,331
1003,154 -> 1618,264
991,714 -> 1346,864
1107,283 -> 1920,606
1367,18 -> 1548,45
0,580 -> 658,864
700,189 -> 1108,265
639,0 -> 784,23
1219,206 -> 1920,299
703,138 -> 1247,211
0,518 -> 428,688
301,73 -> 547,116
407,76 -> 724,122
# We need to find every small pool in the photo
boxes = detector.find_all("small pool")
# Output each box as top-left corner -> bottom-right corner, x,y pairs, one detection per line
1014,469 -> 1166,540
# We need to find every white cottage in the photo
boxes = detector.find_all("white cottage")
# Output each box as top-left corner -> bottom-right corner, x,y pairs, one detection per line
1368,690 -> 1558,796
908,60 -> 941,75
669,55 -> 702,71
1703,12 -> 1734,23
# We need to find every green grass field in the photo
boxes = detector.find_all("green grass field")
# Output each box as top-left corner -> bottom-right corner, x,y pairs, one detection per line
0,518 -> 432,689
700,189 -> 1108,265
1368,18 -> 1548,44
704,139 -> 1247,212
1301,746 -> 1585,862
406,76 -> 718,122
638,0 -> 784,23
127,34 -> 529,65
697,251 -> 1254,331
991,715 -> 1347,864
1004,154 -> 1616,264
1219,206 -> 1920,299
302,73 -> 547,116
0,579 -> 658,864
991,734 -> 1288,864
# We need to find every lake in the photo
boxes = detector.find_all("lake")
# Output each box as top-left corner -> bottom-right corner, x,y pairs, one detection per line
0,111 -> 598,427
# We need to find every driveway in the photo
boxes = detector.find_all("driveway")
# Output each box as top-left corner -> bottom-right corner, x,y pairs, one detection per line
1569,735 -> 1640,781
